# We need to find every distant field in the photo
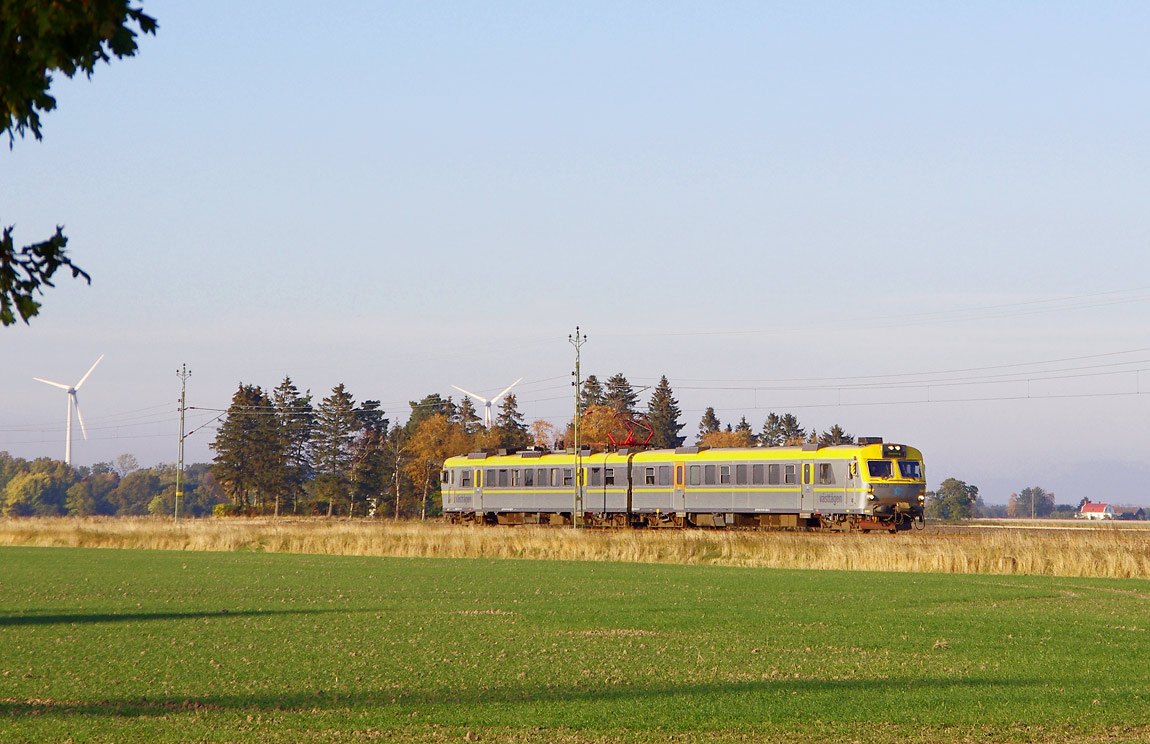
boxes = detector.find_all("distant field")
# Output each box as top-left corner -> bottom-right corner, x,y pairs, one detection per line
1,517 -> 1148,578
1,547 -> 1147,743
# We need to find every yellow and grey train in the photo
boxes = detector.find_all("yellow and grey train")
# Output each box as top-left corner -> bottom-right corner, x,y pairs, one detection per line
441,438 -> 925,531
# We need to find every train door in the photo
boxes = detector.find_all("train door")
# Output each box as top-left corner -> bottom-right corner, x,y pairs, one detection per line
800,462 -> 815,512
473,468 -> 483,513
673,463 -> 686,512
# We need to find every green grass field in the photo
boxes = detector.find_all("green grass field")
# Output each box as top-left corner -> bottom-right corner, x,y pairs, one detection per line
1,547 -> 1147,743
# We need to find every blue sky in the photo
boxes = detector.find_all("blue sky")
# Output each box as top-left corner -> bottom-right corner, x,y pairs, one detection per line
3,1 -> 1149,504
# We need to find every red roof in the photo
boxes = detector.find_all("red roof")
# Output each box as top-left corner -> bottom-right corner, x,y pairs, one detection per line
1080,503 -> 1111,513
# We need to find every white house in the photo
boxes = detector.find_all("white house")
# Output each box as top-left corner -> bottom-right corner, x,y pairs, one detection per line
1079,502 -> 1115,520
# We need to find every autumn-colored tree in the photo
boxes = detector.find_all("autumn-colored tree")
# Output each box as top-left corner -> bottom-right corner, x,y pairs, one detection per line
565,404 -> 624,449
699,429 -> 755,448
529,419 -> 559,449
404,414 -> 472,519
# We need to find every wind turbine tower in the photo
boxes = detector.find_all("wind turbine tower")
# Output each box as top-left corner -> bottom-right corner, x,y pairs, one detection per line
451,377 -> 523,428
33,354 -> 104,465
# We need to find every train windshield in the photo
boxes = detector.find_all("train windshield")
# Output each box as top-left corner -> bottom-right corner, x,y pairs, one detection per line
899,460 -> 923,479
867,460 -> 892,478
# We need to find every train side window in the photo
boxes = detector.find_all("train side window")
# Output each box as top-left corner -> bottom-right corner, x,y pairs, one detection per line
704,465 -> 716,485
538,468 -> 548,486
644,467 -> 655,485
658,466 -> 671,486
498,469 -> 509,487
719,465 -> 731,485
690,465 -> 701,486
784,464 -> 797,485
818,463 -> 834,484
735,464 -> 748,485
551,468 -> 561,486
752,464 -> 764,485
590,467 -> 602,486
563,468 -> 574,486
803,464 -> 811,485
486,469 -> 497,487
675,465 -> 684,486
524,469 -> 534,487
441,470 -> 450,485
461,470 -> 472,488
605,468 -> 615,486
510,469 -> 521,487
768,464 -> 781,485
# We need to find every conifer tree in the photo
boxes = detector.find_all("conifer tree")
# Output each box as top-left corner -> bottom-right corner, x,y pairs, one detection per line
604,373 -> 639,414
312,384 -> 358,517
697,407 -> 722,444
818,424 -> 855,446
494,392 -> 531,449
761,412 -> 805,446
646,376 -> 685,448
579,375 -> 606,411
734,416 -> 755,444
456,396 -> 483,434
272,377 -> 313,515
211,384 -> 282,512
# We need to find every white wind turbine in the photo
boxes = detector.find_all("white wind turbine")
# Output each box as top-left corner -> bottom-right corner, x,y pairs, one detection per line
451,377 -> 523,428
34,354 -> 104,465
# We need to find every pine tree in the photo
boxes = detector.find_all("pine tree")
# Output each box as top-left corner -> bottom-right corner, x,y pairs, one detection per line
312,384 -> 358,517
407,393 -> 455,434
211,384 -> 282,512
697,407 -> 721,444
760,412 -> 806,446
272,377 -> 313,515
493,392 -> 531,449
646,376 -> 685,448
780,414 -> 806,445
456,396 -> 483,434
579,375 -> 606,411
818,424 -> 855,446
604,373 -> 639,414
736,416 -> 754,446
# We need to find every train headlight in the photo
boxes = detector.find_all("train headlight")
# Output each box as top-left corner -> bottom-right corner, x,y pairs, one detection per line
918,494 -> 926,502
867,490 -> 876,501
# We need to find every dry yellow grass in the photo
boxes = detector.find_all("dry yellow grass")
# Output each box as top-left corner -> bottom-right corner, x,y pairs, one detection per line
2,517 -> 1148,579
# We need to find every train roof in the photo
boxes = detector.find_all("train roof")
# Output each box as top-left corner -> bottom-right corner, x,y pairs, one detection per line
443,442 -> 922,467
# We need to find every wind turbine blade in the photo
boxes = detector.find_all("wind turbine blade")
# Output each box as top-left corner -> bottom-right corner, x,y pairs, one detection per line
451,385 -> 489,405
74,394 -> 89,440
34,377 -> 72,391
75,354 -> 104,390
492,377 -> 524,403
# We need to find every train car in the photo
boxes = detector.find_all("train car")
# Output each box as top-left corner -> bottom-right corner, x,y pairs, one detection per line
441,438 -> 925,531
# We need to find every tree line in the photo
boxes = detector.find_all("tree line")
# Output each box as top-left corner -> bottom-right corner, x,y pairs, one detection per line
1,452 -> 223,517
205,373 -> 862,517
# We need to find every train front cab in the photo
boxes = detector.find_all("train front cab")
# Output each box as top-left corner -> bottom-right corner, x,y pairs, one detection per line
858,441 -> 926,531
